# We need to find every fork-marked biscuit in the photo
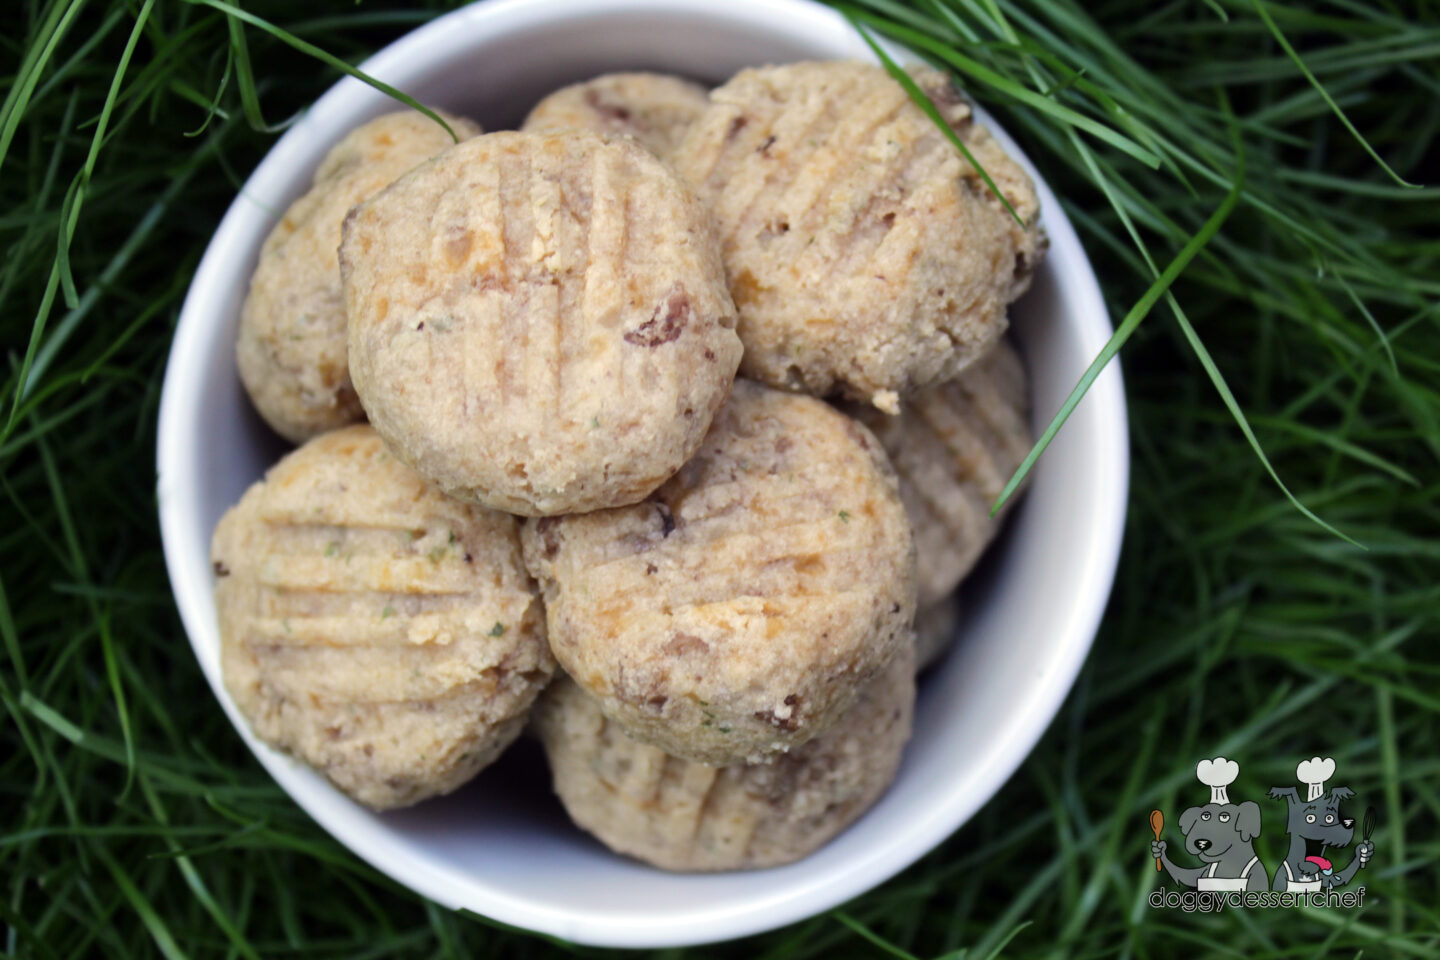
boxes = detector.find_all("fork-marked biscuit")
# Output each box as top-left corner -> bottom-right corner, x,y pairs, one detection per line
238,110 -> 480,443
521,380 -> 915,766
342,130 -> 742,516
211,425 -> 554,810
848,340 -> 1031,608
521,72 -> 710,160
672,61 -> 1044,412
535,643 -> 914,871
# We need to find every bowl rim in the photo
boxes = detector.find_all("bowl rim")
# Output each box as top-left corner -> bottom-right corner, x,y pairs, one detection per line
156,0 -> 1129,946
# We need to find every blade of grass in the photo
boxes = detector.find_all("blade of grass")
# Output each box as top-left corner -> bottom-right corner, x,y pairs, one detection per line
0,0 -> 87,179
226,5 -> 279,132
92,842 -> 188,960
833,911 -> 924,960
843,6 -> 1163,168
1252,0 -> 1421,188
183,0 -> 458,142
992,164 -> 1243,512
35,429 -> 136,793
7,0 -> 156,425
851,17 -> 1024,227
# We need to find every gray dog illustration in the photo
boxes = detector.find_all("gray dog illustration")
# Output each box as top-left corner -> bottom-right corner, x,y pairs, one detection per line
1269,757 -> 1373,892
1150,758 -> 1267,891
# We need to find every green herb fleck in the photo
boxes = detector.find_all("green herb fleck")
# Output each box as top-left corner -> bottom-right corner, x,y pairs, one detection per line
838,510 -> 851,523
381,606 -> 397,620
488,622 -> 506,637
324,541 -> 340,557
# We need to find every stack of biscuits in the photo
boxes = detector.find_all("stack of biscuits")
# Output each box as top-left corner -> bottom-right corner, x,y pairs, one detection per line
213,61 -> 1042,871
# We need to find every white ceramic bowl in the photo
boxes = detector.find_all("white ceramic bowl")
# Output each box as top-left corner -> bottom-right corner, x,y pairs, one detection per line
157,0 -> 1128,947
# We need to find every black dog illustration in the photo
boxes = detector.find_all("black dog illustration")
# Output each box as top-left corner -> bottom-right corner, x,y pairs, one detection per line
1268,757 -> 1373,892
1150,758 -> 1267,891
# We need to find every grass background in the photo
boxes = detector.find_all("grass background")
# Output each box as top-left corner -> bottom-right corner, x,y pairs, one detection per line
2,0 -> 1437,956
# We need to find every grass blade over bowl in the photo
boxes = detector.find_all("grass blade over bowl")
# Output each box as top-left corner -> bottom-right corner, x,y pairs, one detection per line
840,0 -> 1429,539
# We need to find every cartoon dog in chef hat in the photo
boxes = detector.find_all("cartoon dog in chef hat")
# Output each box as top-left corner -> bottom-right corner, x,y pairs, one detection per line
1150,757 -> 1267,891
1268,757 -> 1373,892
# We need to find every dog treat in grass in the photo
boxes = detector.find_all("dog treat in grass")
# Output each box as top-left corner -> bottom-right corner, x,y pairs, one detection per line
521,73 -> 710,160
210,425 -> 553,810
672,61 -> 1044,412
342,130 -> 742,516
535,643 -> 914,871
237,109 -> 481,443
847,340 -> 1031,608
520,380 -> 915,766
914,593 -> 961,672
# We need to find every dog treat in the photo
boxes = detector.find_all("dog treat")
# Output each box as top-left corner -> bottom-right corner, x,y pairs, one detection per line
343,130 -> 742,516
211,425 -> 554,810
846,340 -> 1031,608
914,593 -> 961,672
238,109 -> 481,443
672,61 -> 1044,412
521,380 -> 915,766
535,643 -> 914,871
521,73 -> 710,160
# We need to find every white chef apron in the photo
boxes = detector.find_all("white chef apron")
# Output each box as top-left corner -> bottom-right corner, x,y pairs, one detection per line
1196,856 -> 1260,892
1282,860 -> 1322,893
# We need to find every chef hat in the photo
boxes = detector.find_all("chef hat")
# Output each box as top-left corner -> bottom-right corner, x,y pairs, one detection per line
1297,757 -> 1336,803
1196,757 -> 1239,804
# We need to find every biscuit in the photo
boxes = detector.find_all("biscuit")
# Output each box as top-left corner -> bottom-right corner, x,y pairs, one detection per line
342,130 -> 742,516
848,340 -> 1031,608
211,425 -> 553,810
535,643 -> 914,871
672,61 -> 1044,412
914,594 -> 961,672
521,73 -> 710,159
237,110 -> 481,442
521,380 -> 915,765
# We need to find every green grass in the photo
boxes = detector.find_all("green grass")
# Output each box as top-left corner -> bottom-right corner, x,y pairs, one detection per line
2,0 -> 1438,956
